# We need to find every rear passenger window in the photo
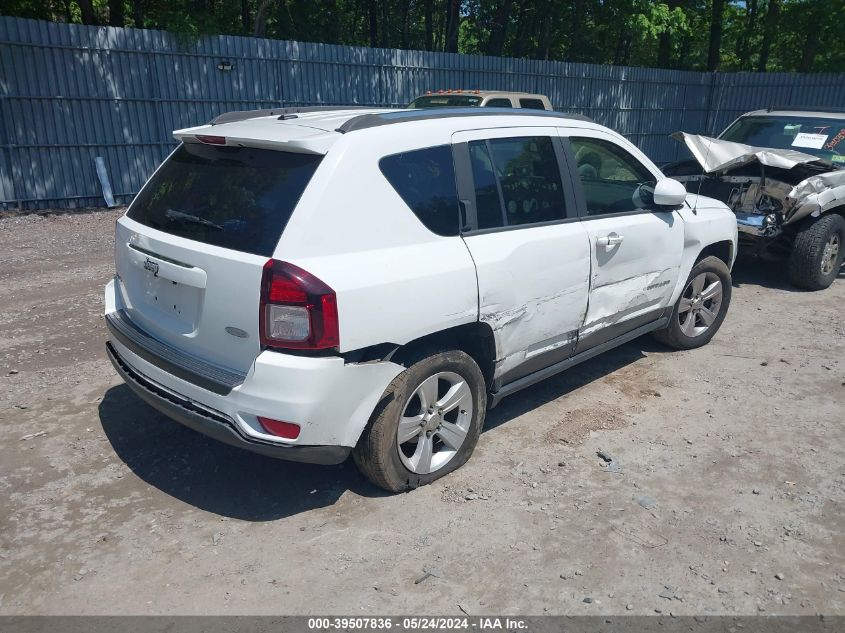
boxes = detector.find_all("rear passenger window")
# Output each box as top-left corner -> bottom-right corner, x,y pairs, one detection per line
469,142 -> 504,229
379,146 -> 460,236
519,98 -> 546,110
468,136 -> 567,229
485,98 -> 512,108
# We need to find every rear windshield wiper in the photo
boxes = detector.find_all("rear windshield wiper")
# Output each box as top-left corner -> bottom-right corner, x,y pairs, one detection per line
164,208 -> 223,230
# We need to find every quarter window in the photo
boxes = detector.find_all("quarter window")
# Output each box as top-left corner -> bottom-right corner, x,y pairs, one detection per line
519,98 -> 546,110
485,98 -> 513,108
379,145 -> 460,236
468,136 -> 567,229
569,137 -> 657,216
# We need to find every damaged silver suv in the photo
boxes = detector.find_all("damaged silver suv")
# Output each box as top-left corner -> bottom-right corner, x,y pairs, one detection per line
666,108 -> 845,290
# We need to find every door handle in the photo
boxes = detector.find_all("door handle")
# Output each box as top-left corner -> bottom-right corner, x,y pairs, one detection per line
597,233 -> 624,248
458,199 -> 472,232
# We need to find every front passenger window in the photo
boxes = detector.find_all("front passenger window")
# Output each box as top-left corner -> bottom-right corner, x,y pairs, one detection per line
570,137 -> 657,216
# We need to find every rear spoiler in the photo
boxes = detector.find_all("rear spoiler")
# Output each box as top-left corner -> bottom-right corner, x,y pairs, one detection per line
209,105 -> 375,126
172,127 -> 334,155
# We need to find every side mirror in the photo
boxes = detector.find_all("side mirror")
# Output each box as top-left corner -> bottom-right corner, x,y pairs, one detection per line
653,178 -> 688,208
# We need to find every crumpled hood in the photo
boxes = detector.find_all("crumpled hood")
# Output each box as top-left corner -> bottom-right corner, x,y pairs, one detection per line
671,132 -> 826,173
670,132 -> 845,226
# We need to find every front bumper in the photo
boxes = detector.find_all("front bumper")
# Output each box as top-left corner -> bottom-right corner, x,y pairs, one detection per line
106,342 -> 350,464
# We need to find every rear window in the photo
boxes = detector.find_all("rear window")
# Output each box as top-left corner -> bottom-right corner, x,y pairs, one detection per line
379,145 -> 460,236
127,143 -> 322,256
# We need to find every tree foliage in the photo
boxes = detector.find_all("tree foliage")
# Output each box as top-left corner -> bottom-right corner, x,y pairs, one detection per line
4,0 -> 843,72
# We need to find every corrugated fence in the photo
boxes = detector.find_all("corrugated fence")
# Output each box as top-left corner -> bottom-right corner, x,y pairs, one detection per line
1,16 -> 843,210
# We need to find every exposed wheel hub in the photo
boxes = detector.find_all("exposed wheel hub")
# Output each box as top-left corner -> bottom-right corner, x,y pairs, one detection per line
821,234 -> 840,275
422,408 -> 443,433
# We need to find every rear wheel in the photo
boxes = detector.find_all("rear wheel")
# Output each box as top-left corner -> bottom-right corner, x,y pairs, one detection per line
653,256 -> 732,350
353,350 -> 486,492
787,214 -> 845,290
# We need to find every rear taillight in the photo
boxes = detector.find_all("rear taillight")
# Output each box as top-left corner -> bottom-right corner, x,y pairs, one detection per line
259,260 -> 339,350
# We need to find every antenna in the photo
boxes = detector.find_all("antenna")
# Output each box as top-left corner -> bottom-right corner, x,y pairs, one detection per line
694,79 -> 724,213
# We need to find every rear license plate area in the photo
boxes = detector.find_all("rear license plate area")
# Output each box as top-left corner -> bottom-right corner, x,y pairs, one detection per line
139,274 -> 202,331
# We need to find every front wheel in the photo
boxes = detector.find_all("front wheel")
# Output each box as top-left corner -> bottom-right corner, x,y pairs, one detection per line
353,350 -> 487,492
653,256 -> 732,350
787,214 -> 845,290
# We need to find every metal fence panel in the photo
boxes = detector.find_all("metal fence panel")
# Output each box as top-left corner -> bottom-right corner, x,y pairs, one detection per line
1,16 -> 843,210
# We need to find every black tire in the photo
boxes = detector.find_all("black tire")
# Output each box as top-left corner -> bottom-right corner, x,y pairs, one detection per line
787,214 -> 845,290
353,349 -> 487,493
653,255 -> 732,351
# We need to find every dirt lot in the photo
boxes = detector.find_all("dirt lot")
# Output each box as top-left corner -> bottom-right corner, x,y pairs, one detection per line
0,209 -> 843,616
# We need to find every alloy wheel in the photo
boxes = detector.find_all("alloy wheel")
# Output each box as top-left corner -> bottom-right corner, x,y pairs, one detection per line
678,271 -> 723,337
396,371 -> 474,475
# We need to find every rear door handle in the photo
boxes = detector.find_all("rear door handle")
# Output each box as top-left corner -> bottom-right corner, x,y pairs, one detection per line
596,233 -> 624,248
458,199 -> 473,232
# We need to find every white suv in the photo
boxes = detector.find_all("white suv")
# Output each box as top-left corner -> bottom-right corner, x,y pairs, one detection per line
104,106 -> 737,492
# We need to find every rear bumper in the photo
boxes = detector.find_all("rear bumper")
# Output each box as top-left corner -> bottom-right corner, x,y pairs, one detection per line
104,277 -> 404,453
105,309 -> 244,395
106,343 -> 352,465
106,342 -> 350,465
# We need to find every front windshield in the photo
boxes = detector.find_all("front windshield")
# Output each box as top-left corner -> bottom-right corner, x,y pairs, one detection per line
407,95 -> 483,109
720,115 -> 845,165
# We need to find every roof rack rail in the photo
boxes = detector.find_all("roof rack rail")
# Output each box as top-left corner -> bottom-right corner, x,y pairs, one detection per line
765,105 -> 845,114
336,108 -> 593,134
210,105 -> 375,126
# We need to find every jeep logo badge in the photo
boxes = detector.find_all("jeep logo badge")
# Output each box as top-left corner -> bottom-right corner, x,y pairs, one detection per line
143,257 -> 159,277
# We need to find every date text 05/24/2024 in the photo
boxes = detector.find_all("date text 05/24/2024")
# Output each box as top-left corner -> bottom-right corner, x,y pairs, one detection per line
307,618 -> 529,630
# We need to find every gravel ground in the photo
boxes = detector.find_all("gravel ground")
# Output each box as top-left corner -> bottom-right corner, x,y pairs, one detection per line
0,209 -> 843,616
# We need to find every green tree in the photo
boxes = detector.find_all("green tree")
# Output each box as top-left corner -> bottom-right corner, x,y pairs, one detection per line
2,0 -> 843,72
